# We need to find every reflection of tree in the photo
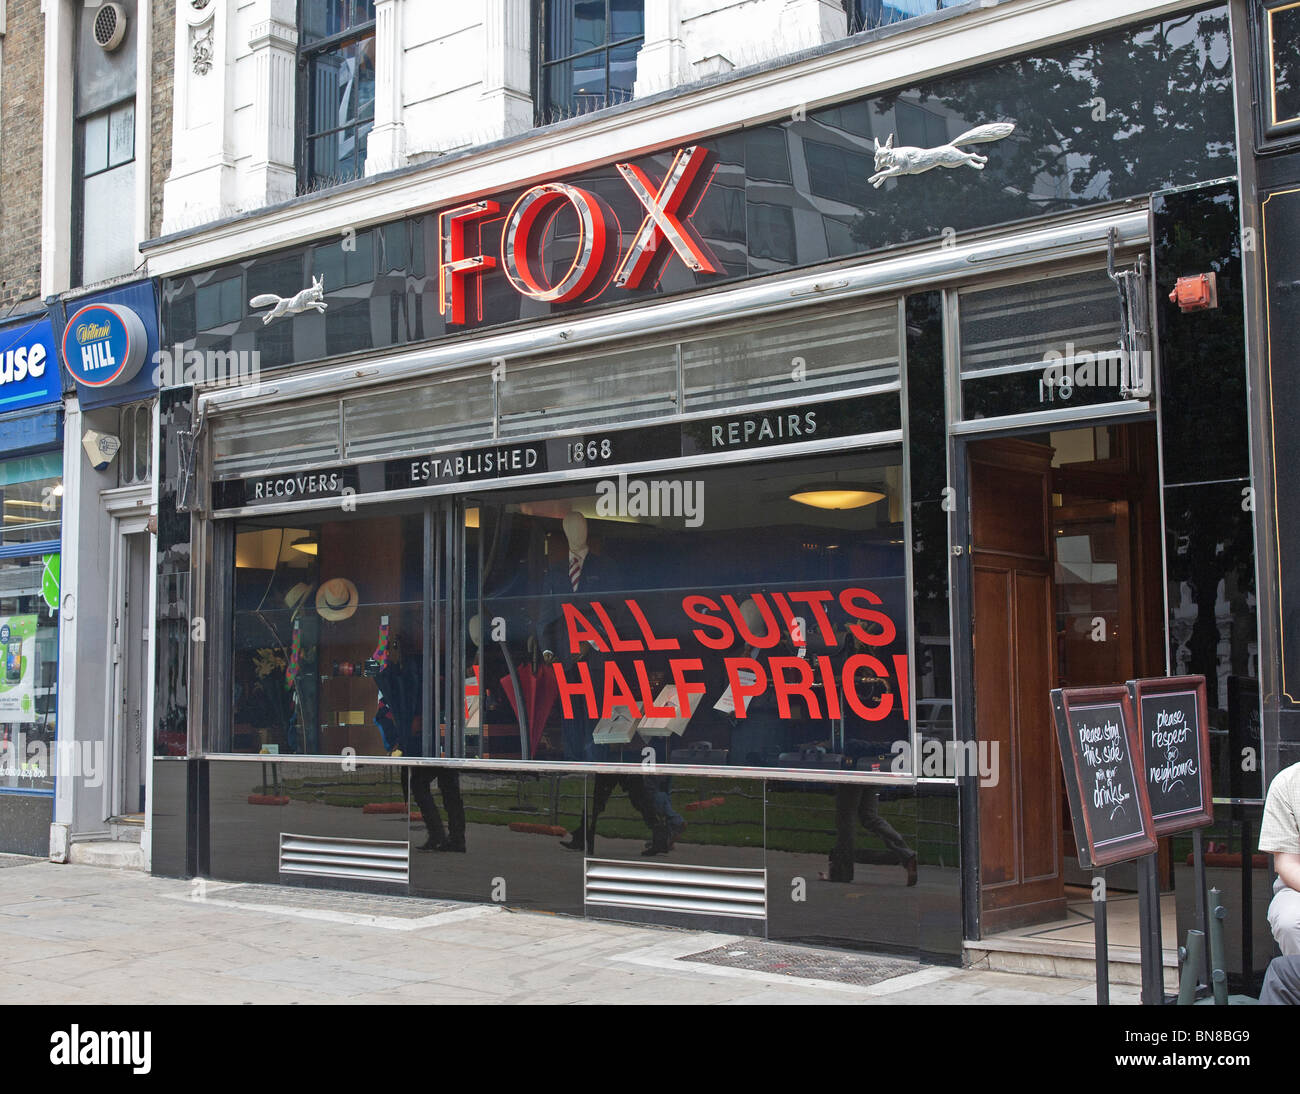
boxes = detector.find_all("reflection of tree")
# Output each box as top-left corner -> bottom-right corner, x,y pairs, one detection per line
849,10 -> 1234,250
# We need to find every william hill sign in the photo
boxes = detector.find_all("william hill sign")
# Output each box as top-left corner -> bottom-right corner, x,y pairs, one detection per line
61,303 -> 149,389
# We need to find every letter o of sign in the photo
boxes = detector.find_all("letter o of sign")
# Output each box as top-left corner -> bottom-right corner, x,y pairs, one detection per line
501,184 -> 616,303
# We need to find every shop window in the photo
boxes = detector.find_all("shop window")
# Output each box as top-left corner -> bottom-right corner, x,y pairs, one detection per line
1257,0 -> 1300,143
0,454 -> 63,795
0,454 -> 63,546
298,0 -> 376,191
845,0 -> 950,35
229,510 -> 423,756
470,451 -> 910,771
222,451 -> 914,776
117,402 -> 153,488
536,0 -> 644,124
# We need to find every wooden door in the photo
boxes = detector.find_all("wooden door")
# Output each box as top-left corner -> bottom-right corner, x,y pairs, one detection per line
970,439 -> 1066,933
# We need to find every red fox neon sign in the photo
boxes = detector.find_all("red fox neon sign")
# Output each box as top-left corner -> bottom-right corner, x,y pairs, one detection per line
438,145 -> 719,325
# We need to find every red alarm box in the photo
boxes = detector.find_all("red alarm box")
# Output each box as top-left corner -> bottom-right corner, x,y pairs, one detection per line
1168,272 -> 1218,312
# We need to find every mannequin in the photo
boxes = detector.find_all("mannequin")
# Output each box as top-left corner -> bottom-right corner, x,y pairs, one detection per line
536,509 -> 623,761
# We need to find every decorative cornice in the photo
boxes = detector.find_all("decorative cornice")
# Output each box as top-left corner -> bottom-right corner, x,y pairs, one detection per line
249,18 -> 298,51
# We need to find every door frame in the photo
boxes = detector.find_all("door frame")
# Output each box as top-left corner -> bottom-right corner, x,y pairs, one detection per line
102,491 -> 153,824
950,413 -> 1162,940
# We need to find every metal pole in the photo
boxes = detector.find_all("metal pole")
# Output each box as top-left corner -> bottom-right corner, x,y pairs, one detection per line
1178,930 -> 1205,1005
1137,853 -> 1164,1004
1207,886 -> 1230,1006
1193,827 -> 1210,986
1094,869 -> 1110,1006
1240,814 -> 1254,980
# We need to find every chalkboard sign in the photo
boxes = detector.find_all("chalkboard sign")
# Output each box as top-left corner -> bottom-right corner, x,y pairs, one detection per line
1128,675 -> 1213,835
1051,685 -> 1158,868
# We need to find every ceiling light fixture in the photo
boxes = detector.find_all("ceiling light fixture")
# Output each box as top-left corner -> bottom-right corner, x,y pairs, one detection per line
788,483 -> 885,510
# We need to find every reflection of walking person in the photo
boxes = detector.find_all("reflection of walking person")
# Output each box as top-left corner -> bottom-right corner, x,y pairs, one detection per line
563,774 -> 661,855
824,785 -> 918,886
406,768 -> 466,853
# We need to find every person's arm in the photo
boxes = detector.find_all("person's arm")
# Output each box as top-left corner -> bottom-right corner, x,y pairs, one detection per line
1275,851 -> 1300,893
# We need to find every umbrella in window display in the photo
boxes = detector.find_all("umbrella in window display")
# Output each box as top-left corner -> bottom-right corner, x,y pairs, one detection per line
501,646 -> 560,758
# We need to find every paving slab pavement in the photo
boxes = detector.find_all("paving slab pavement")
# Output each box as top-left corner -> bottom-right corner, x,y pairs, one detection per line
0,857 -> 1140,1005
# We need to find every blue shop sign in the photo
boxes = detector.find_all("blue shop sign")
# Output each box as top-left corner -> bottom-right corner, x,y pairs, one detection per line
59,281 -> 160,410
0,314 -> 63,413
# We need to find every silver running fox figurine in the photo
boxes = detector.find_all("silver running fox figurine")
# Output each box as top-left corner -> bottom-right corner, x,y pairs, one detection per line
249,275 -> 329,325
868,122 -> 1016,188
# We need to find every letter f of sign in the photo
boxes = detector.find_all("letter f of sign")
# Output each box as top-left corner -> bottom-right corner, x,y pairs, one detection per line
613,145 -> 720,290
438,200 -> 500,326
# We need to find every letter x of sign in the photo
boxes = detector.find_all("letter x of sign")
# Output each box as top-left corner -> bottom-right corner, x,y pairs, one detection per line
614,145 -> 720,290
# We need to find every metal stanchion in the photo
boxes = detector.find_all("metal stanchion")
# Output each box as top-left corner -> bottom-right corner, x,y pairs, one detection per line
1178,929 -> 1205,1005
1094,869 -> 1110,1006
1137,853 -> 1165,1003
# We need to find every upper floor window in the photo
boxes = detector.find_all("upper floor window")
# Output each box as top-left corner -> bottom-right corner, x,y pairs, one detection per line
537,1 -> 644,124
298,1 -> 377,191
73,0 -> 139,288
846,0 -> 950,35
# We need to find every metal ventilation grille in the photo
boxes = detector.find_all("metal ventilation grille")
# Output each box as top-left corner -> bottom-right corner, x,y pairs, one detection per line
585,859 -> 767,919
279,833 -> 409,885
94,4 -> 127,51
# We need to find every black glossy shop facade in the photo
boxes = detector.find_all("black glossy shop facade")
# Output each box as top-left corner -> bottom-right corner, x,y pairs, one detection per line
147,3 -> 1271,963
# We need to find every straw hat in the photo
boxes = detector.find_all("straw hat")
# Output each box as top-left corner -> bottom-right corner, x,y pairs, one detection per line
315,578 -> 359,622
284,582 -> 314,614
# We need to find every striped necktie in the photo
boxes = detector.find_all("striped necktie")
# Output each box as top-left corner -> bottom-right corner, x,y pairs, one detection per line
569,553 -> 583,592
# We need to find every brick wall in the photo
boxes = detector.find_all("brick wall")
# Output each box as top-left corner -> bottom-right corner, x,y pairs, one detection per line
0,0 -> 47,313
150,0 -> 174,241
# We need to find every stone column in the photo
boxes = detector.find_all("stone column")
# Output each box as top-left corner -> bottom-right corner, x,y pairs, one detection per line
781,0 -> 848,49
366,0 -> 407,175
244,1 -> 298,206
162,0 -> 239,232
479,0 -> 532,140
635,0 -> 687,98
